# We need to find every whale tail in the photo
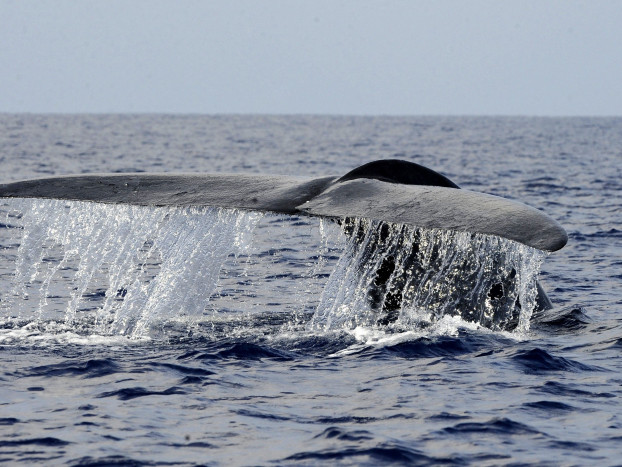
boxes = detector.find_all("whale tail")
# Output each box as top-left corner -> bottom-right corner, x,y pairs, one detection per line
0,159 -> 565,328
0,159 -> 567,252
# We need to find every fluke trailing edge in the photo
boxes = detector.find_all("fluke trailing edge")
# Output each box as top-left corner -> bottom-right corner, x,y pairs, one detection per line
0,159 -> 567,252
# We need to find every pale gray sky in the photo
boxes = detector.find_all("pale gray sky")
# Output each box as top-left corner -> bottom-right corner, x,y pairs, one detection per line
1,0 -> 620,115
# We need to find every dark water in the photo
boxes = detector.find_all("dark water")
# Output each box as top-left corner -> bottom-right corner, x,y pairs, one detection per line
0,115 -> 621,466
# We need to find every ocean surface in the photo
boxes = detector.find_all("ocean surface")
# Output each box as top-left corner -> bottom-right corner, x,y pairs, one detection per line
0,114 -> 620,466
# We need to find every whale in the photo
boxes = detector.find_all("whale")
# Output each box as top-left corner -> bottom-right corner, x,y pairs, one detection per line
0,159 -> 567,252
0,159 -> 567,323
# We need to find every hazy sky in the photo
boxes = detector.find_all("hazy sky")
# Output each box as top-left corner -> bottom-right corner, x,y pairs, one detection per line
1,0 -> 621,115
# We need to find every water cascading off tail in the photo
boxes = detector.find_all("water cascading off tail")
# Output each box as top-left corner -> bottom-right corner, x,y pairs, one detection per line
310,218 -> 547,333
0,199 -> 546,339
1,199 -> 262,338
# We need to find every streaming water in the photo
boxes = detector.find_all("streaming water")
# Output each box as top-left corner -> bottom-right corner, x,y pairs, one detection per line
311,218 -> 546,333
1,200 -> 263,339
1,198 -> 545,341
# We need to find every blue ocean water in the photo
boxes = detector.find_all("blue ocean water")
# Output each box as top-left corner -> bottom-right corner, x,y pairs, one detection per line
0,114 -> 621,466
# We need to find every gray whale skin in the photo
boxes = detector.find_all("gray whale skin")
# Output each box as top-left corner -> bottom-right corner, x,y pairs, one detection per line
0,159 -> 567,252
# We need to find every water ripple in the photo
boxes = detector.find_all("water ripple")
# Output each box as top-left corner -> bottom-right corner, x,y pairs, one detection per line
97,386 -> 186,401
511,348 -> 599,373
